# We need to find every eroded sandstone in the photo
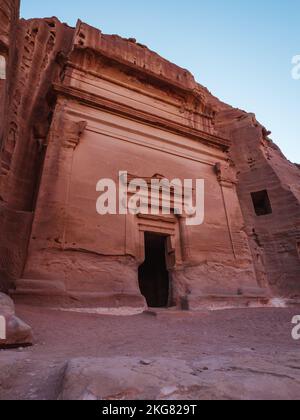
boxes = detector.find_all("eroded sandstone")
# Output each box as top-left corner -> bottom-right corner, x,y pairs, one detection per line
58,356 -> 300,401
0,0 -> 299,312
0,292 -> 32,348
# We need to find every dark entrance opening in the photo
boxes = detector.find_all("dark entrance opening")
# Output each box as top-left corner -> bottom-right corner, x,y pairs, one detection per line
138,232 -> 170,308
251,190 -> 273,216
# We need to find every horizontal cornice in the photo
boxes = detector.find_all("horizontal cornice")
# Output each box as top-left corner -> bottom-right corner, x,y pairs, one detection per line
53,82 -> 231,151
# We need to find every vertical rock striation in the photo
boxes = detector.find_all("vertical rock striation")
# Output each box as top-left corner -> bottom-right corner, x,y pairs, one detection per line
0,2 -> 74,290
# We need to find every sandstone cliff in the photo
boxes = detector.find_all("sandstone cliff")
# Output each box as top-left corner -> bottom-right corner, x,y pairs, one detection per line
0,0 -> 299,300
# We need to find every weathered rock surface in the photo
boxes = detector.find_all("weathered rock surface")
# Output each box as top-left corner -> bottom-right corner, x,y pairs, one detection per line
0,293 -> 32,347
0,305 -> 299,400
213,107 -> 300,297
0,0 -> 299,308
58,356 -> 300,401
0,7 -> 74,291
0,291 -> 14,316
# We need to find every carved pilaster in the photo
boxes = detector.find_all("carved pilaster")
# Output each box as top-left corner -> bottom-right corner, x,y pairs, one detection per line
177,215 -> 191,262
214,161 -> 239,259
62,120 -> 87,149
23,111 -> 88,256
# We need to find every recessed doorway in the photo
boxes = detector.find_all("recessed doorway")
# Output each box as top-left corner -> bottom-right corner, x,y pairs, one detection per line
138,232 -> 170,308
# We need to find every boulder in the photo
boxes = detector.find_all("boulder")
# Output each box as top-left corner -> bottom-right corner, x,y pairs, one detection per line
0,293 -> 15,317
0,293 -> 32,348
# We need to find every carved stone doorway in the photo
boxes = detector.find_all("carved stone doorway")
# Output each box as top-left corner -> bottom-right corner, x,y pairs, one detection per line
138,232 -> 172,308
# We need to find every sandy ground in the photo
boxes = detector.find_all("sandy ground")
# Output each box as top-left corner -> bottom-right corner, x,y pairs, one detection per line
0,305 -> 300,400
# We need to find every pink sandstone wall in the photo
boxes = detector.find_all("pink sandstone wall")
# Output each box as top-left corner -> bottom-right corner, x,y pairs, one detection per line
14,21 -> 264,309
0,2 -> 74,290
214,106 -> 300,297
0,5 -> 299,307
0,0 -> 19,151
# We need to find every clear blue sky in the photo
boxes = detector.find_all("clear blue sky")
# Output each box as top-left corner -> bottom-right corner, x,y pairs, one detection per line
21,0 -> 300,163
